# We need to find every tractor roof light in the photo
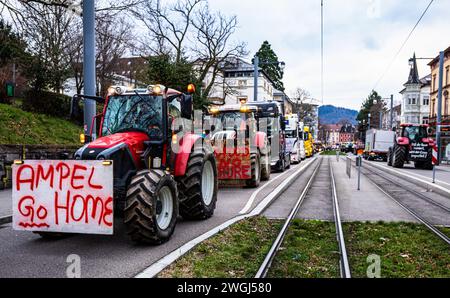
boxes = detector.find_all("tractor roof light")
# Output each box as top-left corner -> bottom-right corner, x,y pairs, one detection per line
187,83 -> 196,94
209,108 -> 220,115
148,84 -> 164,95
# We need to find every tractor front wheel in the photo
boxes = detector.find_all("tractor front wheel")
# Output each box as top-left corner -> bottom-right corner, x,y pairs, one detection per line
392,145 -> 406,168
124,170 -> 178,245
387,148 -> 393,166
177,148 -> 218,220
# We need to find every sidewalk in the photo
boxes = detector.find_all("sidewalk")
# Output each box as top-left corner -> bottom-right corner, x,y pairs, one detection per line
331,157 -> 417,223
0,190 -> 12,218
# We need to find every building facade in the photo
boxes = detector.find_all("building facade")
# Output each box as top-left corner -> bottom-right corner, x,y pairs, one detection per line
429,46 -> 450,163
400,53 -> 430,125
339,124 -> 356,143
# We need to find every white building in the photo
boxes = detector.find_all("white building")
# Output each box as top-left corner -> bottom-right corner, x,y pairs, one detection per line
203,58 -> 276,106
400,54 -> 431,125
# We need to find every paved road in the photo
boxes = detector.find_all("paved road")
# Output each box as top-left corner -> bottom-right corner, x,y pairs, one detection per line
0,161 -> 312,278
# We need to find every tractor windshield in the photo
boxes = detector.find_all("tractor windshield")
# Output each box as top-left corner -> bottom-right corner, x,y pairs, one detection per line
216,112 -> 249,130
403,126 -> 428,143
102,95 -> 163,138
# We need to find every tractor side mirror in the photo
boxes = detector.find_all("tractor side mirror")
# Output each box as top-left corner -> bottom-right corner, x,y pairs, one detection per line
181,95 -> 193,119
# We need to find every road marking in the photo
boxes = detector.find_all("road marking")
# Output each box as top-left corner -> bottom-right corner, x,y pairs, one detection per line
135,157 -> 318,278
239,159 -> 316,215
367,161 -> 450,195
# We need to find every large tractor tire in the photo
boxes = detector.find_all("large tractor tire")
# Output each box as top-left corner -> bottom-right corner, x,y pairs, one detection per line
392,145 -> 406,168
124,170 -> 178,245
177,148 -> 218,220
246,152 -> 261,188
260,152 -> 271,181
387,148 -> 393,166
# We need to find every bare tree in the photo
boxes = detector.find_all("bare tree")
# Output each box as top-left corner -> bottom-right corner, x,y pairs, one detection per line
192,5 -> 247,101
291,87 -> 314,121
134,0 -> 202,60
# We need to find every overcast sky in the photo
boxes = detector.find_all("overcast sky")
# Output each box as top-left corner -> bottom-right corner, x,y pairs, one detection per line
208,0 -> 449,110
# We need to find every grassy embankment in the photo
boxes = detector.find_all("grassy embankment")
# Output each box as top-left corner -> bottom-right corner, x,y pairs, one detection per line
0,103 -> 82,145
160,217 -> 450,278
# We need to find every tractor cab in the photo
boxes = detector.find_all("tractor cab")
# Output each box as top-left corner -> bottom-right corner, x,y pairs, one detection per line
208,105 -> 271,187
388,124 -> 434,170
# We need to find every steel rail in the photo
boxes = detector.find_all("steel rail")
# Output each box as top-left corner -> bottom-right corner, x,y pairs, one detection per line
255,158 -> 323,278
330,161 -> 351,278
362,162 -> 450,213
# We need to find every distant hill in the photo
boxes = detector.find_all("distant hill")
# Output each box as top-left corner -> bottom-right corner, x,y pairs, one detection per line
319,105 -> 358,125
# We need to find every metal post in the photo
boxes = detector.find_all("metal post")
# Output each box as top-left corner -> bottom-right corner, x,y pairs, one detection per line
253,55 -> 259,102
12,62 -> 16,97
390,94 -> 394,130
436,51 -> 444,165
357,156 -> 362,191
83,0 -> 97,142
379,111 -> 382,129
433,165 -> 436,184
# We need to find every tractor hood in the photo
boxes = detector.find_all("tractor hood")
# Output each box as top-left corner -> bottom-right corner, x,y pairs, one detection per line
75,132 -> 150,167
88,132 -> 150,149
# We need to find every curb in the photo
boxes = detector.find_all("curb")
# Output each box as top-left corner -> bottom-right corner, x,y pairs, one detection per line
0,216 -> 12,225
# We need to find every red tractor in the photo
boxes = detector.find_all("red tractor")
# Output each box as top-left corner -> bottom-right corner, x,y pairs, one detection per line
65,85 -> 218,244
208,105 -> 271,188
387,124 -> 434,170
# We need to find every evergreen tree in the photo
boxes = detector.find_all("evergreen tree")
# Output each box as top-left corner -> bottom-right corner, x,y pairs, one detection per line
146,54 -> 208,110
253,41 -> 285,91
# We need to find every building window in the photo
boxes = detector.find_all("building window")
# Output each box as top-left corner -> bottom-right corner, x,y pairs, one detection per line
433,75 -> 437,92
238,80 -> 247,87
423,96 -> 430,106
446,66 -> 449,86
423,118 -> 429,125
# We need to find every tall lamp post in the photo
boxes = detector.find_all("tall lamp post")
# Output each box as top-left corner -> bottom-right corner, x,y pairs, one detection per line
253,55 -> 285,102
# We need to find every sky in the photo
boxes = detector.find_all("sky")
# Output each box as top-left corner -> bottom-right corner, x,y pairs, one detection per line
207,0 -> 450,110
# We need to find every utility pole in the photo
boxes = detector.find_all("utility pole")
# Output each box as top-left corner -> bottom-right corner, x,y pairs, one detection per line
253,55 -> 259,102
436,51 -> 444,165
83,0 -> 96,142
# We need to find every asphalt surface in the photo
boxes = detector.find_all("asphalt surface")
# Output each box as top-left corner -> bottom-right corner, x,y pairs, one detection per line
0,161 -> 312,278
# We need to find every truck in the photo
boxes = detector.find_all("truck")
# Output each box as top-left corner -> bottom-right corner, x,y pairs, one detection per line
12,84 -> 219,244
208,105 -> 271,187
364,129 -> 395,161
285,115 -> 305,164
252,101 -> 291,172
387,124 -> 434,170
303,126 -> 314,158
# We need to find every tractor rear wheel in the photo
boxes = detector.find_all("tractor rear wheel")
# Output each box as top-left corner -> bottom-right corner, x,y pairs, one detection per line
177,148 -> 218,220
392,145 -> 406,168
260,152 -> 271,181
246,152 -> 261,188
124,170 -> 178,245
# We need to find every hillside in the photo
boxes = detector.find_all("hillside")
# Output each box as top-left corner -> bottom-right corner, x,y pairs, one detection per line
0,103 -> 82,145
319,105 -> 358,125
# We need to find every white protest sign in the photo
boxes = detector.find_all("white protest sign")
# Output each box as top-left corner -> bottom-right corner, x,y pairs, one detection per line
12,160 -> 114,235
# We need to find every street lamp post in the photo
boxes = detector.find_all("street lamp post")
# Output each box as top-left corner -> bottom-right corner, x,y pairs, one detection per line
253,55 -> 285,102
436,51 -> 445,165
83,1 -> 97,142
